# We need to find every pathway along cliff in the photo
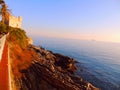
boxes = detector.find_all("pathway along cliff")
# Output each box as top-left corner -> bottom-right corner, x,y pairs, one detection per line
0,40 -> 9,90
12,45 -> 99,90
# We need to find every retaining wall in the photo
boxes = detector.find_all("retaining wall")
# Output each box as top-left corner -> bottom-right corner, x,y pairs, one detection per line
0,35 -> 7,61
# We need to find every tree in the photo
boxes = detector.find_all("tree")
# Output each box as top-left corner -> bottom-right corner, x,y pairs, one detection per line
0,0 -> 11,25
0,0 -> 4,4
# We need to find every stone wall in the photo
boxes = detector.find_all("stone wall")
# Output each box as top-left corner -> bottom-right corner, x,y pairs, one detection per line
8,15 -> 22,28
0,35 -> 6,61
27,37 -> 33,45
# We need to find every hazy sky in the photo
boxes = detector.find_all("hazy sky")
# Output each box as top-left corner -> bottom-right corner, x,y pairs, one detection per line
5,0 -> 120,42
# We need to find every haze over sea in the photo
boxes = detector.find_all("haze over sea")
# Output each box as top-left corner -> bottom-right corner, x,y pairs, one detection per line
34,36 -> 120,90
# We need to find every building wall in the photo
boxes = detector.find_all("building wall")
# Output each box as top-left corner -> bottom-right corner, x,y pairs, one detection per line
8,15 -> 22,28
27,37 -> 33,45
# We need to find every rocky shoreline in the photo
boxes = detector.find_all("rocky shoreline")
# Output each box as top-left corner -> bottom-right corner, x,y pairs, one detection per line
15,45 -> 99,90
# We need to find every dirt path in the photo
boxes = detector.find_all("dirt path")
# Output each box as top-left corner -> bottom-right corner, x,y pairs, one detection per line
0,41 -> 9,90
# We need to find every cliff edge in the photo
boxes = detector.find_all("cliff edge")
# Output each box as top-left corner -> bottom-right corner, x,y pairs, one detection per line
0,23 -> 99,90
12,45 -> 99,90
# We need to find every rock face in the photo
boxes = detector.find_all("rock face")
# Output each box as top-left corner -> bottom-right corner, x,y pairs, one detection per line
15,45 -> 99,90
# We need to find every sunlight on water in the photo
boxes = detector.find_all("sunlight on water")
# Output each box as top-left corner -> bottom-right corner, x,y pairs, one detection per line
34,37 -> 120,90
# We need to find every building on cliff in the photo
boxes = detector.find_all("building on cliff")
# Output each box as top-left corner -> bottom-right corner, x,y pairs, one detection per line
27,37 -> 33,45
3,14 -> 22,28
7,15 -> 22,28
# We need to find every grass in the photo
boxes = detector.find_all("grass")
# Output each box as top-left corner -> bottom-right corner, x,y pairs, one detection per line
10,44 -> 35,78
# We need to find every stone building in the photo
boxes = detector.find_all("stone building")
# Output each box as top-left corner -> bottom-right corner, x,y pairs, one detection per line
8,15 -> 22,28
27,37 -> 33,45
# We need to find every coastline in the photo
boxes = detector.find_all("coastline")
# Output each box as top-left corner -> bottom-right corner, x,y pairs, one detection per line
13,45 -> 99,90
34,37 -> 120,90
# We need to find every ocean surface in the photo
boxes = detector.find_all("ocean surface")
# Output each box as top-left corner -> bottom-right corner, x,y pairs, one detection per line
33,37 -> 120,90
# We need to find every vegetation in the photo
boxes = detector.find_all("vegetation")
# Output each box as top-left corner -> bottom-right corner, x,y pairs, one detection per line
8,27 -> 28,48
0,21 -> 9,34
0,0 -> 11,33
6,25 -> 35,78
0,21 -> 28,48
0,0 -> 11,25
0,18 -> 35,79
7,26 -> 36,78
10,43 -> 35,78
0,0 -> 35,79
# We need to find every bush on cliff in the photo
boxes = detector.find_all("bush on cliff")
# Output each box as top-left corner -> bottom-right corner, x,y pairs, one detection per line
10,44 -> 35,78
8,27 -> 28,48
0,21 -> 10,34
4,26 -> 36,78
0,22 -> 28,48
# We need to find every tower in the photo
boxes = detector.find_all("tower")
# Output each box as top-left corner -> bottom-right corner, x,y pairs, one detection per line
8,15 -> 22,28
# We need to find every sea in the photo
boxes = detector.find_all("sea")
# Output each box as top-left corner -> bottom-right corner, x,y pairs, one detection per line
33,36 -> 120,90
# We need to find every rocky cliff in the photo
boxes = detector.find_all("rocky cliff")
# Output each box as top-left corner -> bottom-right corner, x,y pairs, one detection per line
13,45 -> 99,90
0,6 -> 99,89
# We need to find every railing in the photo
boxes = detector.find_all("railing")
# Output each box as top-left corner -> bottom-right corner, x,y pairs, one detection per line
0,35 -> 7,61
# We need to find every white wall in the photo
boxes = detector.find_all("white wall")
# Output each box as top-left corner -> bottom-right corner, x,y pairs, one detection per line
9,15 -> 22,28
0,35 -> 6,61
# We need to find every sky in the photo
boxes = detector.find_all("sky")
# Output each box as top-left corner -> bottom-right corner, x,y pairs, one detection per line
5,0 -> 120,42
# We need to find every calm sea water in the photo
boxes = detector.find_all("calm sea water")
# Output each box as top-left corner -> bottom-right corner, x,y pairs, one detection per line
33,37 -> 120,90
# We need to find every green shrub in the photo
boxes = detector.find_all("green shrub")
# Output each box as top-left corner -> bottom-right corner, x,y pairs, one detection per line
0,21 -> 7,33
0,21 -> 28,48
8,28 -> 28,48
